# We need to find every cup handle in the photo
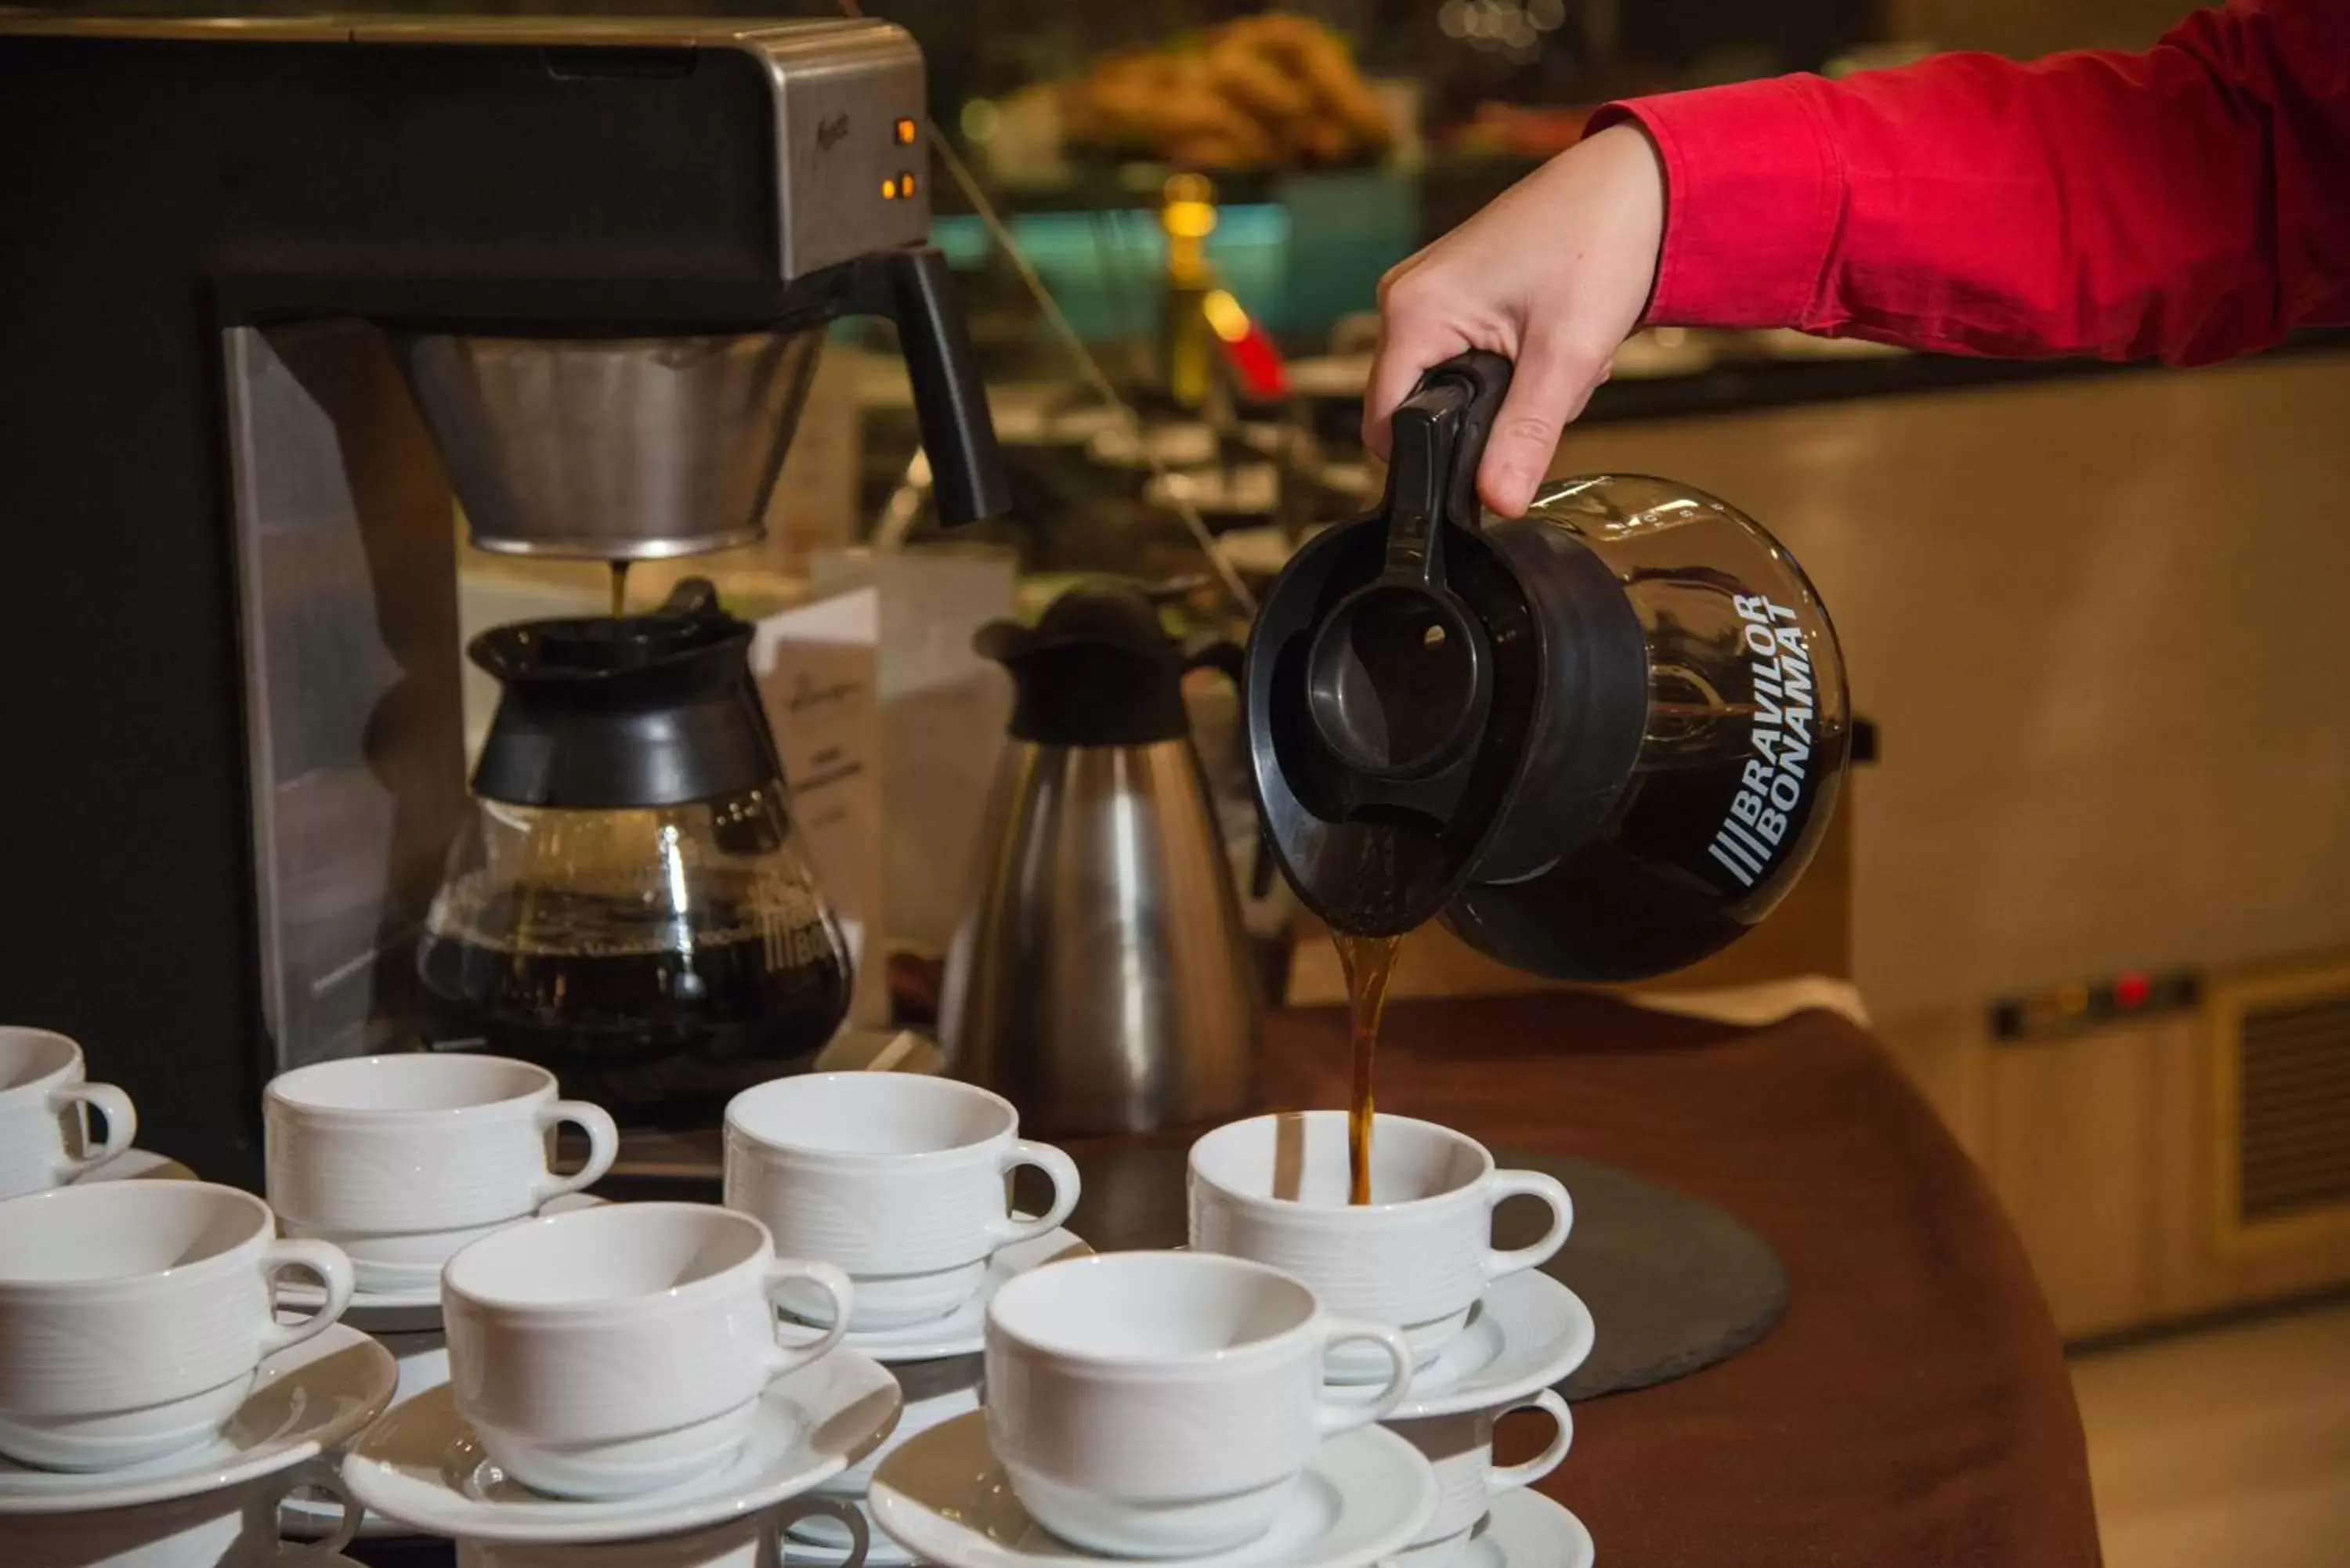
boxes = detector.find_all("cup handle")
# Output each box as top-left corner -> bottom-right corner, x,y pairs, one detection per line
1313,1316 -> 1415,1436
271,1456 -> 360,1560
533,1100 -> 619,1205
49,1082 -> 136,1182
761,1495 -> 870,1568
982,1140 -> 1082,1246
759,1258 -> 855,1379
1484,1388 -> 1574,1497
1480,1169 -> 1573,1284
258,1240 -> 355,1357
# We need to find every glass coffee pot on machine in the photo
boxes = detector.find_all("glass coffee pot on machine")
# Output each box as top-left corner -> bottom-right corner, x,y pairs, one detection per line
418,581 -> 851,1129
1246,351 -> 1853,979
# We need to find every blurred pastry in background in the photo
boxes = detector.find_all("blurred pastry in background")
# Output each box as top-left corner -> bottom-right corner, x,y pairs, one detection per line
1064,12 -> 1395,171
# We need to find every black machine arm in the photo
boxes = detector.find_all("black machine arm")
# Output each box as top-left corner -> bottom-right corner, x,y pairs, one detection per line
841,245 -> 1013,526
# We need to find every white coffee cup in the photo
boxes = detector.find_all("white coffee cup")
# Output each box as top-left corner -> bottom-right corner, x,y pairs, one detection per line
723,1074 -> 1080,1330
18,1457 -> 359,1566
1388,1390 -> 1574,1567
985,1251 -> 1415,1559
0,1182 -> 356,1471
440,1201 -> 854,1500
1188,1112 -> 1573,1382
266,1054 -> 619,1295
0,1028 -> 136,1199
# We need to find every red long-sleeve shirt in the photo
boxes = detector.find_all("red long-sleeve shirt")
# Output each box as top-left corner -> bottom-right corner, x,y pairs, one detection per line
1590,0 -> 2350,363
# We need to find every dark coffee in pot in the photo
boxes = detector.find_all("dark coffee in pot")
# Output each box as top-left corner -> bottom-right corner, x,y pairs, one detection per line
416,869 -> 851,1129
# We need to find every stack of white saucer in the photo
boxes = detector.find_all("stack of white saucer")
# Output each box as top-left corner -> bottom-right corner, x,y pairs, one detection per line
862,1110 -> 1595,1568
719,1072 -> 1089,1567
1191,1112 -> 1597,1568
3,1022 -> 1589,1568
0,1034 -> 936,1566
0,1026 -> 389,1566
867,1246 -> 1443,1568
317,1068 -> 1089,1568
296,1064 -> 1085,1564
262,1052 -> 626,1548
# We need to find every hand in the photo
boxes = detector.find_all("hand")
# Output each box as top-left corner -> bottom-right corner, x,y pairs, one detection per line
1364,124 -> 1666,517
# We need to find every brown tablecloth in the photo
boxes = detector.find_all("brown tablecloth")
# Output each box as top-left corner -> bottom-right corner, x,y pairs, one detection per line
1246,989 -> 2102,1568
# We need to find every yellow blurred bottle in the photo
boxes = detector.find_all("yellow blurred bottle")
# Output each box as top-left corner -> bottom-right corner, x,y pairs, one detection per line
1161,173 -> 1219,410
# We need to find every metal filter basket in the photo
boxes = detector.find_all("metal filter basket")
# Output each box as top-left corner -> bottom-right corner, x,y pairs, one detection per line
396,331 -> 826,561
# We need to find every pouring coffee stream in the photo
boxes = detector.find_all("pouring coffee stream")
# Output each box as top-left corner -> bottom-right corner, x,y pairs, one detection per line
1335,930 -> 1401,1205
1246,351 -> 1853,1197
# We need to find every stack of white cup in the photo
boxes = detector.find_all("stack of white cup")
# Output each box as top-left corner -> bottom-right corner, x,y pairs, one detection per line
0,1176 -> 368,1563
721,1072 -> 1083,1561
440,1200 -> 854,1499
265,1054 -> 620,1301
0,1182 -> 356,1472
1383,1393 -> 1575,1566
982,1249 -> 1420,1558
1189,1111 -> 1582,1566
0,1024 -> 374,1564
274,1055 -> 906,1559
4,1029 -> 1586,1565
0,1027 -> 137,1199
262,1053 -> 621,1538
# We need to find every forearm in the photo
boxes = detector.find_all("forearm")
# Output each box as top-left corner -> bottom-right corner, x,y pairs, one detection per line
1593,1 -> 2350,363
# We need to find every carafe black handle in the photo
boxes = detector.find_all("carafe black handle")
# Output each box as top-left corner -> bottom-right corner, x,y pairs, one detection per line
841,246 -> 1013,526
1381,351 -> 1513,587
1448,351 -> 1514,521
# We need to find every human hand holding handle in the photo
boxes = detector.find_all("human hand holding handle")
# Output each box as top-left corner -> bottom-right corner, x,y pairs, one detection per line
1364,124 -> 1665,518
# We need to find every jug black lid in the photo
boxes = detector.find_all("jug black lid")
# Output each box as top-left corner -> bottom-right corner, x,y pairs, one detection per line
1246,353 -> 1650,937
470,579 -> 783,810
978,581 -> 1206,747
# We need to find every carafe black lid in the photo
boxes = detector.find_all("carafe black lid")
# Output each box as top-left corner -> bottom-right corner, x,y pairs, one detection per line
470,579 -> 783,809
977,581 -> 1198,747
1246,352 -> 1551,935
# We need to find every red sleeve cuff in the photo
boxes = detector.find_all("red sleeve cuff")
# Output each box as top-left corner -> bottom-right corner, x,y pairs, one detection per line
1587,78 -> 1843,331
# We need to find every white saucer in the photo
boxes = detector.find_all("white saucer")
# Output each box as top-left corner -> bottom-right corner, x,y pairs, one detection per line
1418,1489 -> 1595,1568
73,1147 -> 197,1184
283,1328 -> 448,1539
1359,1273 -> 1596,1422
277,1193 -> 606,1334
343,1349 -> 902,1545
869,1412 -> 1437,1568
0,1324 -> 396,1514
837,1227 -> 1091,1364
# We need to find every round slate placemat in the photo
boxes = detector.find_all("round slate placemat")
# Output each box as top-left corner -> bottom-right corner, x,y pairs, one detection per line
1050,1143 -> 1785,1400
1491,1148 -> 1785,1398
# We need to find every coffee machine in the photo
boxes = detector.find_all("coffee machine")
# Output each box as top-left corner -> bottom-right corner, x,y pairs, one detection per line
0,16 -> 1010,1187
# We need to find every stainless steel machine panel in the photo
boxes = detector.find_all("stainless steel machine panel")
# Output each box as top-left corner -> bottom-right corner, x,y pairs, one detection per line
223,323 -> 470,1072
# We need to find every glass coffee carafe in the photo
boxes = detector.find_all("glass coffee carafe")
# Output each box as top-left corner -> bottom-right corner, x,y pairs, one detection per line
417,580 -> 851,1127
1247,351 -> 1852,980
